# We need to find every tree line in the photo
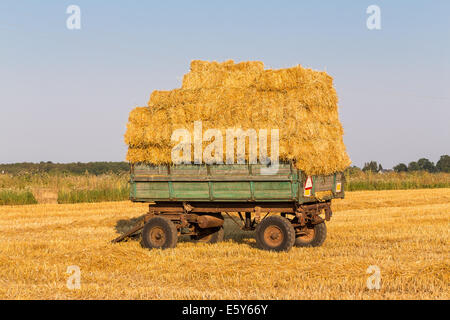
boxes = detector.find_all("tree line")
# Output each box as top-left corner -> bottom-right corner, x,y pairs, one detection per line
1,155 -> 449,175
0,162 -> 130,175
359,155 -> 450,173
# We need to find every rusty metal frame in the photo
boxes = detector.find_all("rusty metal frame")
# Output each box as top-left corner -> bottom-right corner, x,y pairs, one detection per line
112,200 -> 332,243
149,201 -> 298,214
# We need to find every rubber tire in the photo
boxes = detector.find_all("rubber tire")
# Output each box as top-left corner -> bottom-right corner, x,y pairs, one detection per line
191,227 -> 224,244
255,215 -> 295,252
294,222 -> 327,247
141,216 -> 178,249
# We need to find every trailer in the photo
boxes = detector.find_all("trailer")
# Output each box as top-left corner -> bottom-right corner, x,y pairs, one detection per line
113,162 -> 345,252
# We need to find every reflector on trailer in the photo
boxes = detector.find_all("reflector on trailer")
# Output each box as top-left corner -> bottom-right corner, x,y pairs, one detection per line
304,176 -> 313,196
304,176 -> 313,189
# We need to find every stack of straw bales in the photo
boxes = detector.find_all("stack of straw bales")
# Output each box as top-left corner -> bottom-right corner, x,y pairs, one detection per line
125,60 -> 351,175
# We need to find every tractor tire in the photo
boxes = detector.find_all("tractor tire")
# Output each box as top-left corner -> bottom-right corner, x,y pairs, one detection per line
141,216 -> 178,249
255,215 -> 295,252
294,222 -> 327,247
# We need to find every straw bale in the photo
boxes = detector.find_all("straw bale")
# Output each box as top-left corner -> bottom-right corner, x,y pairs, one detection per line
125,60 -> 351,175
182,60 -> 264,89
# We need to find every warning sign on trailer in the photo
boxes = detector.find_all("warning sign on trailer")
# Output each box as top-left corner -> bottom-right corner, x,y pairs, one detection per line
304,176 -> 313,190
304,176 -> 313,197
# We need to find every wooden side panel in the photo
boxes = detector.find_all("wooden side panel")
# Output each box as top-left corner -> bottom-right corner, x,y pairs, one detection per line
253,181 -> 293,200
314,175 -> 335,192
212,182 -> 252,200
130,163 -> 343,203
171,182 -> 210,199
209,164 -> 250,176
134,181 -> 169,199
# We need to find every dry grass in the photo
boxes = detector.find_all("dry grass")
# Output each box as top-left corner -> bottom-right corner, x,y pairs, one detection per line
0,189 -> 448,299
347,171 -> 450,190
0,173 -> 129,204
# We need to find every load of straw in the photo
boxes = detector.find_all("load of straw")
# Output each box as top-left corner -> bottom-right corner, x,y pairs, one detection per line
125,60 -> 351,175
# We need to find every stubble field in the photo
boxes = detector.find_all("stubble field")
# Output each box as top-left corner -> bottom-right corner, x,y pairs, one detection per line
0,188 -> 448,299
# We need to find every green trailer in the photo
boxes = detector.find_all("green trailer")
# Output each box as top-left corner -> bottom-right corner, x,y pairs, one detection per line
114,162 -> 345,252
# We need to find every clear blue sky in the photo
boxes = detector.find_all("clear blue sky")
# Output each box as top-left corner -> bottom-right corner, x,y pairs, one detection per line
1,0 -> 449,168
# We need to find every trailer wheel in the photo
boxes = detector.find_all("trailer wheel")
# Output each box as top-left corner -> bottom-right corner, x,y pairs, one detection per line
141,216 -> 178,249
191,227 -> 224,244
294,222 -> 327,247
255,215 -> 295,252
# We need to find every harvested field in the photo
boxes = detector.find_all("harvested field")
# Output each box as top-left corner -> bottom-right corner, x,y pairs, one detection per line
0,189 -> 448,299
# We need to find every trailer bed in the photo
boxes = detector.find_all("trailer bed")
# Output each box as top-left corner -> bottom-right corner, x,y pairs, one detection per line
129,163 -> 344,203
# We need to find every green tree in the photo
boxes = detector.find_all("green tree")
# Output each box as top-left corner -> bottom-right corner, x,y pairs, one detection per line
393,163 -> 408,172
436,155 -> 450,173
363,161 -> 380,173
408,161 -> 420,171
0,161 -> 130,176
417,158 -> 435,172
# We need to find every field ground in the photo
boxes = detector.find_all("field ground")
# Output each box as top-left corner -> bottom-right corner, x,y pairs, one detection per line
0,189 -> 448,299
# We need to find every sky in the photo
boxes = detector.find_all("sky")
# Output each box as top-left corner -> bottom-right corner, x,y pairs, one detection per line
1,0 -> 449,169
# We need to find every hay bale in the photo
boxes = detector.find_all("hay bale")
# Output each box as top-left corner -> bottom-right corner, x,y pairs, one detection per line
182,60 -> 265,89
182,60 -> 335,92
124,60 -> 351,175
126,146 -> 172,164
